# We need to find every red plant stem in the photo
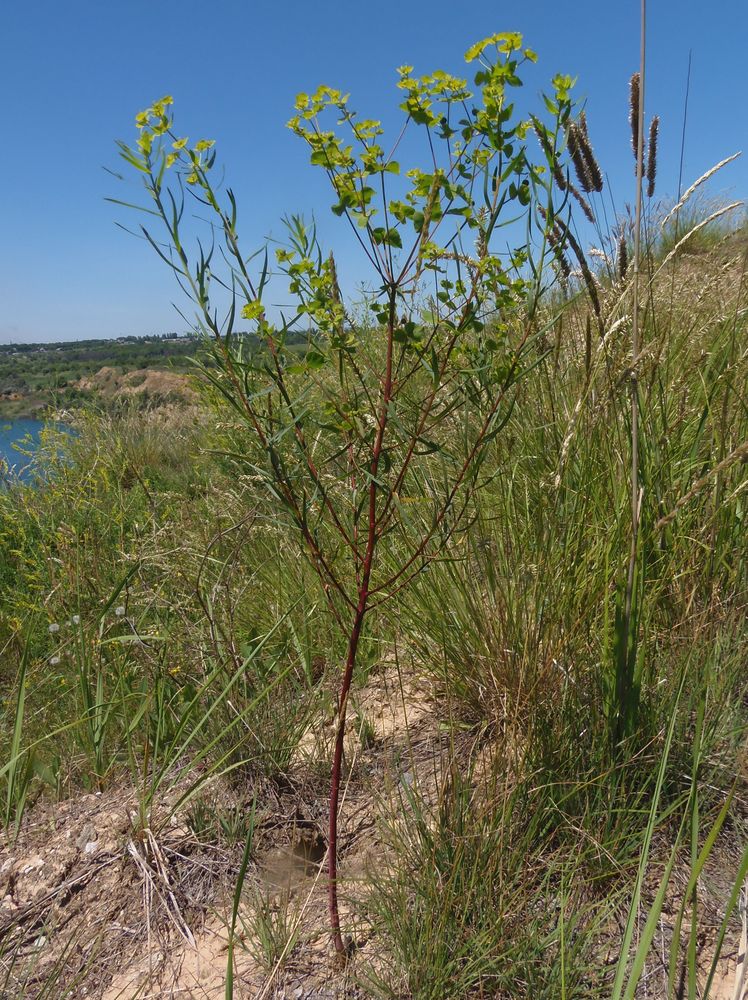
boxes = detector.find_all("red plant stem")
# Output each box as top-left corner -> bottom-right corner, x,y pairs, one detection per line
327,596 -> 367,956
328,292 -> 396,956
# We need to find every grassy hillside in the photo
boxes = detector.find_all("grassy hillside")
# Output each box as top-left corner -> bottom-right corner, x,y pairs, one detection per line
0,224 -> 745,997
1,30 -> 747,996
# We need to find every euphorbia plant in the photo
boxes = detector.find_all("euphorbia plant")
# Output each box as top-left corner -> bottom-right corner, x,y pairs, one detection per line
114,32 -> 582,956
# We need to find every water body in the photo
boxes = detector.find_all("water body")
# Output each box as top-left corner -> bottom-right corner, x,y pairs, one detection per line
0,418 -> 55,483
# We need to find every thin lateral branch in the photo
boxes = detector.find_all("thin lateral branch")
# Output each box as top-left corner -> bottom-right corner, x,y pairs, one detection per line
210,349 -> 354,609
265,337 -> 360,559
371,327 -> 532,599
376,290 -> 482,533
369,489 -> 474,608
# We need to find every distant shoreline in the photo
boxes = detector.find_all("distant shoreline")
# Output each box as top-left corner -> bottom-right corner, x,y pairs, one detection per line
0,335 -> 201,420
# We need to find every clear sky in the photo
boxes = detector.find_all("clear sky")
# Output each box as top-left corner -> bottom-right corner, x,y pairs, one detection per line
2,0 -> 746,344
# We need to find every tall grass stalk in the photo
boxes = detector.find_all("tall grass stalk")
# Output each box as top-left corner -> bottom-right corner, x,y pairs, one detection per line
619,0 -> 647,750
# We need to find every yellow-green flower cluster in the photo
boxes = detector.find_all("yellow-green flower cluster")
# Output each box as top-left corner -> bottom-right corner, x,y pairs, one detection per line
273,248 -> 347,345
135,95 -> 174,156
396,66 -> 471,128
241,300 -> 265,321
464,32 -> 532,64
134,96 -> 215,182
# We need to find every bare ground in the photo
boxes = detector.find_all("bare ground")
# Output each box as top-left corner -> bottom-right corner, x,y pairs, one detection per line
1,664 -> 745,999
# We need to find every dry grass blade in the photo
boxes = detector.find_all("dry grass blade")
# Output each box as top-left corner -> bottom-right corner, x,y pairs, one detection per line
661,151 -> 742,228
731,875 -> 748,1000
655,201 -> 744,272
554,315 -> 629,487
127,832 -> 196,948
655,439 -> 748,531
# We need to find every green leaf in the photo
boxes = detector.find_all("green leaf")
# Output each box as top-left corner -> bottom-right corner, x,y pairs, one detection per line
371,227 -> 402,248
414,438 -> 441,455
305,350 -> 327,370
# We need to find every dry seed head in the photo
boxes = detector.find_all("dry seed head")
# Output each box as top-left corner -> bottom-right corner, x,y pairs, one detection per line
551,240 -> 572,280
475,205 -> 488,257
547,229 -> 572,280
553,163 -> 568,193
327,251 -> 345,337
476,220 -> 488,260
617,233 -> 628,280
661,152 -> 742,228
539,205 -> 572,279
421,172 -> 441,235
413,172 -> 442,286
629,73 -> 641,168
328,252 -> 341,305
532,117 -> 568,193
576,124 -> 604,193
567,124 -> 595,193
569,183 -> 595,224
555,217 -> 602,322
646,116 -> 659,198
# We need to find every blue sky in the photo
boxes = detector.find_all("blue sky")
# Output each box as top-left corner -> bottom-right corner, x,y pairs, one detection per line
1,0 -> 746,343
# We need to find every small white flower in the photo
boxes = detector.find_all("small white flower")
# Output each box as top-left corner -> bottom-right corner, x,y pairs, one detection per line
48,623 -> 60,634
114,606 -> 126,617
50,656 -> 60,666
71,614 -> 81,625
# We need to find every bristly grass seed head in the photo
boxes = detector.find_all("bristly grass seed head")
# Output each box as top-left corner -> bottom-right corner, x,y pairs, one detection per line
629,73 -> 641,169
567,123 -> 595,194
618,232 -> 629,280
646,115 -> 659,197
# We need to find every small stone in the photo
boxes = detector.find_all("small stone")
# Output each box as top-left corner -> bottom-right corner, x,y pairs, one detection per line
76,823 -> 98,851
20,856 -> 44,874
